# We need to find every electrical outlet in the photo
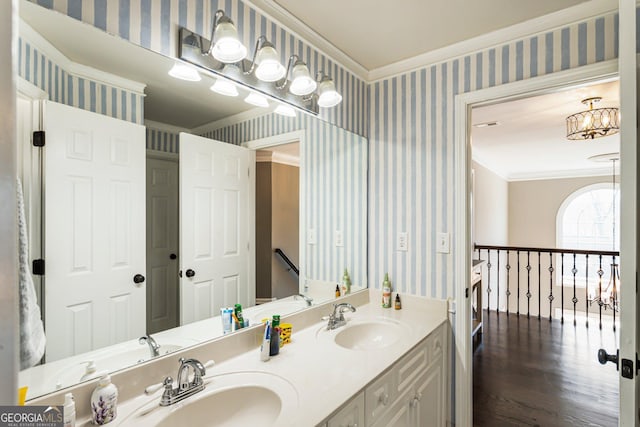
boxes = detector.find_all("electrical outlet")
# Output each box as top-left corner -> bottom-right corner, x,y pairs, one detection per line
334,230 -> 344,247
397,232 -> 408,251
308,229 -> 317,245
437,232 -> 450,253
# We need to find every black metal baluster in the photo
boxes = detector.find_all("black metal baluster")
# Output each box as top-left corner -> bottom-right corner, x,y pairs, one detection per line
496,250 -> 500,315
597,254 -> 603,330
585,254 -> 589,328
572,253 -> 578,326
537,251 -> 541,320
548,253 -> 554,322
486,249 -> 492,312
560,253 -> 565,324
612,255 -> 617,332
506,250 -> 511,317
517,251 -> 521,316
526,251 -> 531,318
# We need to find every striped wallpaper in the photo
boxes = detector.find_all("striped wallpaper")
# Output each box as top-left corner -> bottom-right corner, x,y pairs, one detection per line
146,126 -> 180,153
17,36 -> 144,124
368,12 -> 620,300
29,0 -> 368,137
201,112 -> 368,287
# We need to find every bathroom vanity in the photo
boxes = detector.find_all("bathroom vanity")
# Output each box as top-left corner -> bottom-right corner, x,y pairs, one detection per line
29,290 -> 449,426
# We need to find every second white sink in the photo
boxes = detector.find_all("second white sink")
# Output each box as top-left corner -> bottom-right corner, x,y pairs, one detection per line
334,320 -> 405,350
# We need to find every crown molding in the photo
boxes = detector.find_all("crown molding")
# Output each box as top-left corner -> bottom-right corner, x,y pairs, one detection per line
367,0 -> 619,82
256,150 -> 300,166
145,119 -> 189,134
243,0 -> 369,81
19,19 -> 146,94
190,106 -> 270,134
507,166 -> 615,182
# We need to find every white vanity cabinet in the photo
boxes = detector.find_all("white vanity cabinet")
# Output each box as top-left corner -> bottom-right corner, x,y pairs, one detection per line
320,321 -> 448,427
326,392 -> 365,427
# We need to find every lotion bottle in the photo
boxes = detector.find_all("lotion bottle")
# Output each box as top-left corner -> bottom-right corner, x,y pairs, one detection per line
382,273 -> 392,308
63,392 -> 76,427
91,374 -> 118,425
342,269 -> 352,295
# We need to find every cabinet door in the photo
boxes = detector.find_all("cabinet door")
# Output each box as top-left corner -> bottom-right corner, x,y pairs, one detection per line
413,364 -> 444,427
327,392 -> 365,427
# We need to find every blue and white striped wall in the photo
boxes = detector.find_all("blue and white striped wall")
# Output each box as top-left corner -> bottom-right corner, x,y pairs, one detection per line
202,112 -> 368,287
146,126 -> 180,154
368,12 -> 620,299
17,36 -> 144,124
29,0 -> 368,137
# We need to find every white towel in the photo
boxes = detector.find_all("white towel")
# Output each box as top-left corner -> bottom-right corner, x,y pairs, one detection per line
17,178 -> 46,369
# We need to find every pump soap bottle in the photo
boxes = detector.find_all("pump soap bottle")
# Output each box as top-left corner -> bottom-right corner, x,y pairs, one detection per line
382,273 -> 392,308
91,374 -> 118,425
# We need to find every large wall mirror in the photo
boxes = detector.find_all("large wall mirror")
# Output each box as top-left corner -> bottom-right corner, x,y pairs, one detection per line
17,0 -> 368,400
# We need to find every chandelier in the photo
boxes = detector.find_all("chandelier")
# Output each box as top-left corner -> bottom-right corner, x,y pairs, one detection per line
566,97 -> 620,140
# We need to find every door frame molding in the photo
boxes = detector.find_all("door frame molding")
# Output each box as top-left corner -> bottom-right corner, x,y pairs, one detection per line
243,130 -> 306,293
453,59 -> 618,426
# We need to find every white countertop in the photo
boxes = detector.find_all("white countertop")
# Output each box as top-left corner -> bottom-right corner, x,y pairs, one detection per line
107,294 -> 447,426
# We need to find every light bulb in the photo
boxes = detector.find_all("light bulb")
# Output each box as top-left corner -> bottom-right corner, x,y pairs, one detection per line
289,61 -> 317,96
211,16 -> 247,63
317,77 -> 342,108
254,42 -> 286,82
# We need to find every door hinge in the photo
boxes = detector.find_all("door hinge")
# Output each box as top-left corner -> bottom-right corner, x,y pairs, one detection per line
33,131 -> 45,147
32,259 -> 45,275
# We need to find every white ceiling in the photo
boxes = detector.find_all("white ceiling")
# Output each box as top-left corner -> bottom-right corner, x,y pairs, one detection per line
272,0 -> 591,70
472,80 -> 620,181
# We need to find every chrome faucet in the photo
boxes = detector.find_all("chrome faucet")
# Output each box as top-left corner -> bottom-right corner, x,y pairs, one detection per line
295,293 -> 313,306
139,334 -> 161,358
160,358 -> 207,406
326,303 -> 356,330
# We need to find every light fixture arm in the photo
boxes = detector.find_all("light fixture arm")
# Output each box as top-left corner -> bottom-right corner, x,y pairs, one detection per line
275,54 -> 300,90
243,35 -> 268,75
204,10 -> 225,56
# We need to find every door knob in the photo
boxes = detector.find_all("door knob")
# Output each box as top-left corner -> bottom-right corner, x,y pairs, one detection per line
133,274 -> 145,284
169,253 -> 177,260
597,348 -> 619,369
185,269 -> 196,278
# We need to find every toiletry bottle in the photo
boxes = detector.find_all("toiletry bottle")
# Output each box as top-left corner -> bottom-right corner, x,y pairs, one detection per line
269,315 -> 281,356
260,320 -> 271,362
395,294 -> 402,310
335,284 -> 341,298
382,273 -> 392,308
91,374 -> 118,425
342,269 -> 352,295
234,303 -> 245,329
63,392 -> 76,427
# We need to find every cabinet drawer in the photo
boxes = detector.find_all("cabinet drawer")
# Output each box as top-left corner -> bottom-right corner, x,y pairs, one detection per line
365,366 -> 397,425
396,340 -> 428,394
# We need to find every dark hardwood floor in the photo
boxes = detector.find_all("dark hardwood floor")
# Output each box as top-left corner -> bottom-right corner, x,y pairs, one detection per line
473,310 -> 619,427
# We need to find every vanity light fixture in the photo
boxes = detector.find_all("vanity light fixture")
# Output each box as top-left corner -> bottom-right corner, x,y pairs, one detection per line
210,79 -> 239,97
168,62 -> 201,81
250,36 -> 287,82
316,73 -> 342,108
244,92 -> 269,108
207,10 -> 247,63
274,104 -> 297,117
276,55 -> 317,96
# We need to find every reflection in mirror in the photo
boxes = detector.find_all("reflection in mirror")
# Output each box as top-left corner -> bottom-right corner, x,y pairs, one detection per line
17,0 -> 367,400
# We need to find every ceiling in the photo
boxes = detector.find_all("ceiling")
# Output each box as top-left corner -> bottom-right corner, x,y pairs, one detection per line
272,0 -> 591,70
20,1 -> 257,129
472,80 -> 620,181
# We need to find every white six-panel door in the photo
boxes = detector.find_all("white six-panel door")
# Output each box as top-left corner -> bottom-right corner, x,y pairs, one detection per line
179,133 -> 255,325
44,101 -> 146,362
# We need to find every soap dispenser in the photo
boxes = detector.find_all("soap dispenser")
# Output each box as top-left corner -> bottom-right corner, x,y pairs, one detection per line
91,373 -> 118,425
382,273 -> 392,308
342,269 -> 352,295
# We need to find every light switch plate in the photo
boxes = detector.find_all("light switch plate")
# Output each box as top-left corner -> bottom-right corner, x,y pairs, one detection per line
437,232 -> 450,253
308,229 -> 317,245
334,230 -> 344,247
397,232 -> 408,251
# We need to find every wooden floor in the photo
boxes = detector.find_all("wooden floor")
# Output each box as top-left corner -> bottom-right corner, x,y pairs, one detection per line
473,310 -> 619,427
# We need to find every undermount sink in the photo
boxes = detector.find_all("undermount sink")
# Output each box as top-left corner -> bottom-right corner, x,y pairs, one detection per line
119,372 -> 298,427
317,317 -> 410,351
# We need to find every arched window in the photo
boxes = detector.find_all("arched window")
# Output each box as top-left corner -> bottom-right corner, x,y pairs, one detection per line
556,183 -> 619,287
